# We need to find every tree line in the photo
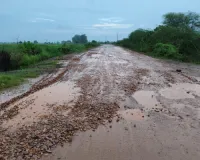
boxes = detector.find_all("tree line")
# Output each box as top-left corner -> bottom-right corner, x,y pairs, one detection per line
116,11 -> 200,63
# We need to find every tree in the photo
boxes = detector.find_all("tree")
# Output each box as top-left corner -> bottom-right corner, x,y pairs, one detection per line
33,40 -> 38,44
128,29 -> 153,51
163,12 -> 189,28
80,34 -> 88,43
187,12 -> 200,31
163,12 -> 200,31
72,34 -> 88,43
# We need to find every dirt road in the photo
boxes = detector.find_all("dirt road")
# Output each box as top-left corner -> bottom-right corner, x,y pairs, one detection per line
1,45 -> 200,160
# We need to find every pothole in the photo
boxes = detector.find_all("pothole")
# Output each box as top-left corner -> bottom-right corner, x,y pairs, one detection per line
2,81 -> 81,130
119,109 -> 144,121
132,90 -> 162,109
159,83 -> 200,99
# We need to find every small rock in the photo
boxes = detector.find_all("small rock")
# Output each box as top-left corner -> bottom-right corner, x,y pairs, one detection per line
109,125 -> 112,128
176,69 -> 182,72
186,91 -> 190,94
124,127 -> 128,131
45,150 -> 52,153
134,124 -> 136,128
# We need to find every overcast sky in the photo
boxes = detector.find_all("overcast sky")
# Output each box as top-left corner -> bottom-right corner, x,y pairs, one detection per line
0,0 -> 199,42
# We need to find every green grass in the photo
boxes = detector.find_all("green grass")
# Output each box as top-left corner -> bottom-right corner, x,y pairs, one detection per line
0,42 -> 100,91
0,74 -> 24,90
0,71 -> 40,91
0,59 -> 58,91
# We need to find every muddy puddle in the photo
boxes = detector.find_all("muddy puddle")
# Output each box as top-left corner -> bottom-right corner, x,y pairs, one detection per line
0,76 -> 44,104
160,83 -> 200,99
119,109 -> 145,121
2,81 -> 81,130
132,90 -> 162,109
42,120 -> 145,160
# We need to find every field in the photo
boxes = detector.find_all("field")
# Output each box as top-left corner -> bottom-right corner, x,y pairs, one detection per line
0,42 -> 99,90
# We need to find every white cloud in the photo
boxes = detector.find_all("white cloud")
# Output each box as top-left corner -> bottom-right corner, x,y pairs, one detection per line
30,18 -> 55,23
99,17 -> 124,23
93,23 -> 134,29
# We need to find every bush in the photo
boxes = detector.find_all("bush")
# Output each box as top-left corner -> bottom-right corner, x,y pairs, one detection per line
179,38 -> 200,62
128,29 -> 153,52
18,41 -> 42,55
20,54 -> 41,66
85,42 -> 99,49
39,51 -> 50,60
0,74 -> 23,90
59,44 -> 73,54
0,50 -> 11,71
10,52 -> 23,69
153,43 -> 182,59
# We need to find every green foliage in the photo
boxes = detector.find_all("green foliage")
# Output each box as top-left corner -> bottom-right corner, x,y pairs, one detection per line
153,43 -> 182,59
163,12 -> 189,28
179,38 -> 200,62
128,29 -> 153,52
0,74 -> 24,91
0,40 -> 99,72
163,12 -> 200,31
187,12 -> 200,30
0,59 -> 57,91
85,41 -> 100,49
116,11 -> 200,63
72,34 -> 88,43
20,54 -> 40,66
0,50 -> 11,71
18,41 -> 42,55
0,38 -> 100,90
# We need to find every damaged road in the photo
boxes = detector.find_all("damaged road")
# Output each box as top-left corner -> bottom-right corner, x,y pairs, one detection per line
1,45 -> 200,160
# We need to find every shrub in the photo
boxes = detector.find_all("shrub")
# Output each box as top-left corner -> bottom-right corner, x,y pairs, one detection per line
179,38 -> 200,62
0,74 -> 23,90
85,42 -> 99,49
39,51 -> 50,60
153,43 -> 182,59
10,52 -> 23,69
18,41 -> 42,55
59,44 -> 72,54
0,50 -> 11,71
20,54 -> 41,66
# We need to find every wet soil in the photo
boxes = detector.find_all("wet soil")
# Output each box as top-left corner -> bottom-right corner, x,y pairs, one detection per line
1,45 -> 200,160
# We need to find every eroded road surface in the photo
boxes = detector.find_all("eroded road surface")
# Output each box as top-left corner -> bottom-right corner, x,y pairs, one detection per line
1,45 -> 200,160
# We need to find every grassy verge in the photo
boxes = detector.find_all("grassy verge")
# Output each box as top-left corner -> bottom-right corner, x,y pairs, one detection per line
0,42 -> 100,91
0,59 -> 58,91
